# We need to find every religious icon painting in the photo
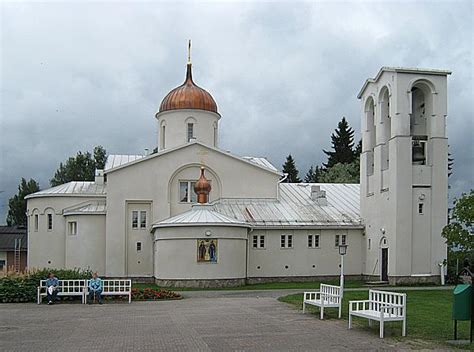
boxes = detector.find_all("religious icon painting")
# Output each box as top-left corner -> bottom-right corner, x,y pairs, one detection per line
197,239 -> 218,263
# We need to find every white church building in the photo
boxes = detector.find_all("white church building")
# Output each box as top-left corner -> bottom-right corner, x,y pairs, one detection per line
26,56 -> 450,287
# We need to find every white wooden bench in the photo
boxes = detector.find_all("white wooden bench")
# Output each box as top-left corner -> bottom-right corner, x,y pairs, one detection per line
349,289 -> 406,338
303,284 -> 342,319
37,279 -> 86,304
85,279 -> 132,304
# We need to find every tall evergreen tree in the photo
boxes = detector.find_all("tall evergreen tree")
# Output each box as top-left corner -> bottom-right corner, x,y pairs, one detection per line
50,146 -> 107,187
282,154 -> 301,183
6,178 -> 40,226
323,117 -> 355,168
304,165 -> 322,183
354,139 -> 362,158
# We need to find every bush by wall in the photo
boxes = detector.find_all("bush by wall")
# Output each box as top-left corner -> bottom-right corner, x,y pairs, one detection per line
0,268 -> 92,303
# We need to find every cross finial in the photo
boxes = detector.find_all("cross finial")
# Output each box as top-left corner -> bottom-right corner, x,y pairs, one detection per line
187,39 -> 191,64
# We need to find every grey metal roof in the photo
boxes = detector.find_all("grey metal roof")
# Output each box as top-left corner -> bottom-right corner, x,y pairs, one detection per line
242,157 -> 278,172
105,154 -> 145,170
63,201 -> 106,215
212,183 -> 362,228
152,204 -> 250,229
0,226 -> 27,251
25,182 -> 106,199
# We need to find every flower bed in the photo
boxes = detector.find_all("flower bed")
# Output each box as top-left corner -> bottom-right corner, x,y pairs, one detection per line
131,287 -> 181,301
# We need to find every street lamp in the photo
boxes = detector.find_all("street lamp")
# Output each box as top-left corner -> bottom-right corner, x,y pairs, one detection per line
339,244 -> 348,292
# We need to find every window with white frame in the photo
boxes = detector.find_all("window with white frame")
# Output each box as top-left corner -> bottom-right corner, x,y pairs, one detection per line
252,235 -> 265,249
187,123 -> 194,142
132,211 -> 139,229
308,234 -> 320,248
136,242 -> 142,251
161,125 -> 166,149
335,234 -> 347,247
140,211 -> 147,228
68,221 -> 77,235
34,214 -> 39,232
47,214 -> 53,231
179,181 -> 198,203
280,234 -> 293,248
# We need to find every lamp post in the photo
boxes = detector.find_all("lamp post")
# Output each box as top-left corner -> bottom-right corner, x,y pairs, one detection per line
339,244 -> 348,293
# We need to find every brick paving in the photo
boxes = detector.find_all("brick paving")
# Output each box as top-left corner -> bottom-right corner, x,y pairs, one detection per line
1,297 -> 414,351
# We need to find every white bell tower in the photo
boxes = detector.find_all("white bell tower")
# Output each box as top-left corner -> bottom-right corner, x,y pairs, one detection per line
358,67 -> 451,284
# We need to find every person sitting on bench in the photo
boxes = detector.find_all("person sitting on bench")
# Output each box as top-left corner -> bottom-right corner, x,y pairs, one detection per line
46,272 -> 59,305
88,272 -> 103,304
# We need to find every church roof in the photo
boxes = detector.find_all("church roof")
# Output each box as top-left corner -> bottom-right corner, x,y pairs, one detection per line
213,183 -> 362,229
105,154 -> 144,170
152,204 -> 250,229
25,181 -> 106,199
63,201 -> 106,215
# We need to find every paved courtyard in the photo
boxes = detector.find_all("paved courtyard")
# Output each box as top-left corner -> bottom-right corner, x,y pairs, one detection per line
1,296 -> 412,351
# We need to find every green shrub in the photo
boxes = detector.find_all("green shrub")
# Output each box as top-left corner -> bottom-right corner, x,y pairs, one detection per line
0,268 -> 92,303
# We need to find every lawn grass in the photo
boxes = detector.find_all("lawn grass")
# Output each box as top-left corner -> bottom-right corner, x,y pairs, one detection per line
133,279 -> 365,291
278,290 -> 473,349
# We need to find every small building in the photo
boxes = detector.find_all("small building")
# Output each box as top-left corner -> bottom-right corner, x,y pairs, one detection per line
0,226 -> 27,272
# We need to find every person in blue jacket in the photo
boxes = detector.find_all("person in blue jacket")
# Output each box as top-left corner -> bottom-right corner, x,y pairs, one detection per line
88,272 -> 103,304
45,272 -> 59,305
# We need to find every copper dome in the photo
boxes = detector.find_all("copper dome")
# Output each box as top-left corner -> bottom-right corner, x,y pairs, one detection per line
159,63 -> 218,114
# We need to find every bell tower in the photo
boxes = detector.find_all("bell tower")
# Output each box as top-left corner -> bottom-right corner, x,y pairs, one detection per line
358,67 -> 451,284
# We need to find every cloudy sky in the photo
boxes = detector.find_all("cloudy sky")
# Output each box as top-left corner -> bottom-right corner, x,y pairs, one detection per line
1,0 -> 472,223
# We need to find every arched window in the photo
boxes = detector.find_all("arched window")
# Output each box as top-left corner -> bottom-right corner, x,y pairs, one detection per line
213,122 -> 218,147
365,97 -> 376,175
380,88 -> 391,170
185,117 -> 197,142
160,120 -> 166,150
410,81 -> 433,165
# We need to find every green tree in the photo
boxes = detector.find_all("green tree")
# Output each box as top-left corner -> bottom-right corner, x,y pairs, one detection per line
282,154 -> 301,183
304,165 -> 322,183
442,190 -> 474,260
354,139 -> 362,158
6,178 -> 40,226
50,146 -> 107,187
323,117 -> 356,168
318,157 -> 360,183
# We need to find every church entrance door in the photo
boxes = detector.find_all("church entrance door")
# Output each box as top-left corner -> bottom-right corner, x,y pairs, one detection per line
381,248 -> 388,282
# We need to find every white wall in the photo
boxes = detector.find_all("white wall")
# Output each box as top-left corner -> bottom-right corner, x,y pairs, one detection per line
248,229 -> 364,278
154,226 -> 247,280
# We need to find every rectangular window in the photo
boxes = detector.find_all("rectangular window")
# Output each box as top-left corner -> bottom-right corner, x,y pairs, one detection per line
335,234 -> 340,247
140,211 -> 147,228
132,211 -> 138,229
281,234 -> 292,249
368,238 -> 371,250
259,235 -> 265,248
136,242 -> 142,251
179,181 -> 200,203
47,214 -> 53,231
335,234 -> 347,247
308,234 -> 320,248
34,214 -> 38,232
0,260 -> 5,270
341,234 -> 347,246
253,235 -> 265,249
187,123 -> 194,142
68,221 -> 77,236
418,203 -> 424,214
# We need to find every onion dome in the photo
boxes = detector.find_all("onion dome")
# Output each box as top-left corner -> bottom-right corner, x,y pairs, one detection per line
194,167 -> 212,204
159,62 -> 218,114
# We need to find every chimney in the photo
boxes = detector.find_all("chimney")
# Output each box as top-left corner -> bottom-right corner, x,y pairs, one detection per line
95,169 -> 105,185
311,185 -> 327,206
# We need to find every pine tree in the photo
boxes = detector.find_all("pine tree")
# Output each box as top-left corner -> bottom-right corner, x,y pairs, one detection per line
50,146 -> 107,186
354,139 -> 362,158
6,178 -> 40,226
323,117 -> 356,168
304,165 -> 322,182
282,154 -> 301,183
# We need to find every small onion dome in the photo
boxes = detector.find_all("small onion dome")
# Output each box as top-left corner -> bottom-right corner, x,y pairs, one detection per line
159,63 -> 218,114
194,167 -> 212,204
